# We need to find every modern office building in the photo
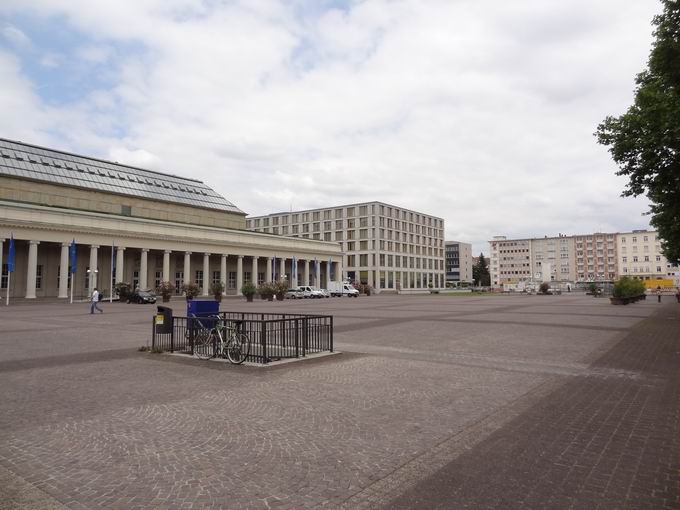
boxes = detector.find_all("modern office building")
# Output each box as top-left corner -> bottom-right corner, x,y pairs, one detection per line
246,202 -> 446,292
445,241 -> 472,286
490,230 -> 678,289
0,138 -> 342,299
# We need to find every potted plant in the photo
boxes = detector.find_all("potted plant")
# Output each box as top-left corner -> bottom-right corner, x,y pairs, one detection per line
114,281 -> 131,301
156,281 -> 176,303
610,277 -> 646,305
210,281 -> 225,302
241,282 -> 257,302
258,283 -> 275,301
181,282 -> 200,301
273,280 -> 288,301
538,282 -> 550,295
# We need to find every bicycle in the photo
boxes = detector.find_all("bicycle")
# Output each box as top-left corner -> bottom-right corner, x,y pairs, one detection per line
191,314 -> 251,364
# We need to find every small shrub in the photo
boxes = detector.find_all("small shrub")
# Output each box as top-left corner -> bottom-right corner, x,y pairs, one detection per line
150,346 -> 164,354
182,282 -> 200,300
612,277 -> 646,298
156,281 -> 176,301
257,282 -> 275,298
210,281 -> 225,301
539,282 -> 550,294
241,282 -> 257,296
138,345 -> 150,352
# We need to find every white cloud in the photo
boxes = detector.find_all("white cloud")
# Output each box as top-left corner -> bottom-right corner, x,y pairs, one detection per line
1,24 -> 31,49
0,0 -> 661,253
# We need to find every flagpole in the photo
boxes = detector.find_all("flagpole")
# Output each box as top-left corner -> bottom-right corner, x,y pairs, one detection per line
5,271 -> 9,306
110,243 -> 114,303
70,273 -> 74,304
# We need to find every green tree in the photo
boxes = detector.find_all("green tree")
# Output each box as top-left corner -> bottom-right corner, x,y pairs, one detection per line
473,253 -> 490,286
596,0 -> 680,263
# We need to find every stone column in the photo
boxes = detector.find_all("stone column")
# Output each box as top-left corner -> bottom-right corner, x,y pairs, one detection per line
58,242 -> 69,298
115,247 -> 125,284
236,256 -> 244,295
326,261 -> 331,289
25,240 -> 39,299
315,260 -> 321,288
252,256 -> 258,285
162,250 -> 171,282
220,254 -> 227,295
139,249 -> 148,291
266,258 -> 272,283
88,245 -> 99,292
184,252 -> 191,292
202,253 -> 210,296
304,259 -> 310,286
280,257 -> 287,282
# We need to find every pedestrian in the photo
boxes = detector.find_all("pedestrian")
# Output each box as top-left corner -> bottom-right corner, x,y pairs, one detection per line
90,287 -> 103,314
656,285 -> 662,303
675,287 -> 680,304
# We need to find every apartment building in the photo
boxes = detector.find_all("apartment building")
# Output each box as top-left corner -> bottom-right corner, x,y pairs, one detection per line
246,202 -> 446,292
617,230 -> 680,286
445,241 -> 473,285
490,230 -> 678,289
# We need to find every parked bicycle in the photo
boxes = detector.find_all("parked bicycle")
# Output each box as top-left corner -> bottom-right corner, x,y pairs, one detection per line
191,314 -> 251,364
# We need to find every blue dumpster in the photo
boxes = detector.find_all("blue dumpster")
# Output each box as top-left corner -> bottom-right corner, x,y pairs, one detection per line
187,300 -> 220,332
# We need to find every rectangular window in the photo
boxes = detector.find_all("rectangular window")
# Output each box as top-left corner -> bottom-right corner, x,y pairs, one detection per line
228,271 -> 236,289
258,272 -> 265,285
212,271 -> 221,285
85,266 -> 90,290
133,270 -> 139,290
359,254 -> 369,267
1,263 -> 7,289
35,264 -> 43,289
155,271 -> 162,289
195,270 -> 203,287
175,271 -> 184,294
244,271 -> 252,283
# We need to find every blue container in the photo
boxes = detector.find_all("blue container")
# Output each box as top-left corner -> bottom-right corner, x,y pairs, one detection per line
187,300 -> 220,330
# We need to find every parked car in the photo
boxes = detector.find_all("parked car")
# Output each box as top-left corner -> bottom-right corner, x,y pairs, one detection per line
297,285 -> 325,298
314,287 -> 331,298
127,289 -> 157,304
285,288 -> 304,299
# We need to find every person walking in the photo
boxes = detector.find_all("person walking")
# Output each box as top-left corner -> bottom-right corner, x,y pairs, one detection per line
656,285 -> 662,303
90,287 -> 103,314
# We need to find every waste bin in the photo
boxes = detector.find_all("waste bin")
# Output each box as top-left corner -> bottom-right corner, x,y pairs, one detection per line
187,300 -> 220,332
155,306 -> 173,334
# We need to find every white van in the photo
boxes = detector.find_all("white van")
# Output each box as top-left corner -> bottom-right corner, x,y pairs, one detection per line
328,281 -> 359,297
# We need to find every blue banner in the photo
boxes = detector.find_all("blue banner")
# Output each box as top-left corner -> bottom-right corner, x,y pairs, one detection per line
69,240 -> 77,274
7,235 -> 15,273
111,242 -> 116,272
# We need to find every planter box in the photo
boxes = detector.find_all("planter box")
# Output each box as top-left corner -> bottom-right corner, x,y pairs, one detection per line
610,297 -> 630,305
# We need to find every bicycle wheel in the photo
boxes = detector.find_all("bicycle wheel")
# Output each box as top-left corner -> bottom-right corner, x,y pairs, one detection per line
226,333 -> 250,364
193,330 -> 215,360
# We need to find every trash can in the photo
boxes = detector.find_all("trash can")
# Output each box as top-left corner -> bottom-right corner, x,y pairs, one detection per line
187,300 -> 220,333
155,306 -> 173,334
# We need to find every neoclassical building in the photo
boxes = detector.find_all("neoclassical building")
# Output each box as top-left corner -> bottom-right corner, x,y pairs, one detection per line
0,138 -> 341,299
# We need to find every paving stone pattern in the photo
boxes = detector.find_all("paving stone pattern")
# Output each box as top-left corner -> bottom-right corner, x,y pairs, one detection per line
0,293 -> 674,509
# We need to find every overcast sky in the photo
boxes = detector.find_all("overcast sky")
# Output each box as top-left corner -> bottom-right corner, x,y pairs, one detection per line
0,0 -> 662,254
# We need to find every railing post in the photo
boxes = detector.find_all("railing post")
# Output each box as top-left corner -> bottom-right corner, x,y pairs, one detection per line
190,317 -> 194,356
295,319 -> 299,358
170,317 -> 175,353
151,317 -> 155,349
329,316 -> 333,353
261,321 -> 268,364
302,318 -> 308,357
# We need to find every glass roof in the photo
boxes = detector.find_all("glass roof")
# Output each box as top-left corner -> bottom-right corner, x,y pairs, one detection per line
0,138 -> 244,215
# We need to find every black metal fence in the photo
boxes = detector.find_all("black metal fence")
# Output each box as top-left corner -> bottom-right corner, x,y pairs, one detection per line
152,311 -> 333,364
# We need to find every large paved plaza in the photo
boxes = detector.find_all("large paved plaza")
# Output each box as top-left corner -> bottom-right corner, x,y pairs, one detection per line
1,293 -> 679,509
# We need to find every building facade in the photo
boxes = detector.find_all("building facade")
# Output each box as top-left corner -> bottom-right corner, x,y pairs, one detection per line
445,241 -> 472,285
490,230 -> 678,289
246,202 -> 446,291
0,138 -> 342,299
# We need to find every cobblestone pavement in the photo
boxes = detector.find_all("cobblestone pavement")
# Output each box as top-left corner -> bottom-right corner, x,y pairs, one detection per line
0,293 -> 672,509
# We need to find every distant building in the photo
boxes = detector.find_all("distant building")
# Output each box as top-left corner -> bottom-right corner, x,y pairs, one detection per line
445,241 -> 472,285
247,202 -> 445,292
490,230 -> 679,289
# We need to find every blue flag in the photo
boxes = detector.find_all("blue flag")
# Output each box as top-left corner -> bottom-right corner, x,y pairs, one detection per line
292,256 -> 296,281
69,239 -> 77,274
111,242 -> 116,272
272,256 -> 276,280
329,257 -> 333,280
7,235 -> 15,273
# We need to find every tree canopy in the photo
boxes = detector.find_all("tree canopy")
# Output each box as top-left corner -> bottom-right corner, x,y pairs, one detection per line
473,253 -> 490,286
596,0 -> 680,264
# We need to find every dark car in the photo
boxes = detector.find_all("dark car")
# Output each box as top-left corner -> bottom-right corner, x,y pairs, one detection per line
127,290 -> 157,304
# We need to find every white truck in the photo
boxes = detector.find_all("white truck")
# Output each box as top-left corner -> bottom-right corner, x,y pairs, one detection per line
328,281 -> 359,297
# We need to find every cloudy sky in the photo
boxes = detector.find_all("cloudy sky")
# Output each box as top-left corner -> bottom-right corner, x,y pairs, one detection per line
0,0 -> 661,254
